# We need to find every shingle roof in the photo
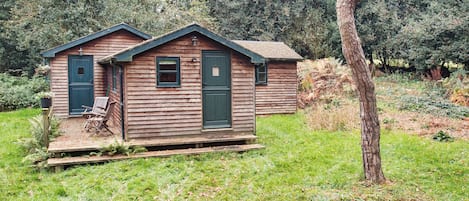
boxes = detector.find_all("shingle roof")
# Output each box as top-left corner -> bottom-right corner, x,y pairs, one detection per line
41,23 -> 151,58
98,23 -> 265,64
232,40 -> 303,61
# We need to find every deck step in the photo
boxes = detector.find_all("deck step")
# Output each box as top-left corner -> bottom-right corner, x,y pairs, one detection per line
48,134 -> 257,154
47,144 -> 264,167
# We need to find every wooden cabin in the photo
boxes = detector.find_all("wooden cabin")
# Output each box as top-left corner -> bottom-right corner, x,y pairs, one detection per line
42,23 -> 302,141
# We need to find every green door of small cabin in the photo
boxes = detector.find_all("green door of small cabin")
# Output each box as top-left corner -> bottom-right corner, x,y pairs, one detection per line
68,55 -> 94,115
202,51 -> 231,128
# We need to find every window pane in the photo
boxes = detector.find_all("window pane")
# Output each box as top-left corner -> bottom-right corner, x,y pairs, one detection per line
258,64 -> 266,73
159,60 -> 177,70
258,73 -> 266,83
78,67 -> 84,75
159,72 -> 177,82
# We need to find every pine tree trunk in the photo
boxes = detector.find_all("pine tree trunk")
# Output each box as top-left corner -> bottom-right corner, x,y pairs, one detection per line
336,0 -> 386,184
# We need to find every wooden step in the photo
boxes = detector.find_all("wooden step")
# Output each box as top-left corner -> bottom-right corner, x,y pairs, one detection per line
48,134 -> 257,154
48,144 -> 264,168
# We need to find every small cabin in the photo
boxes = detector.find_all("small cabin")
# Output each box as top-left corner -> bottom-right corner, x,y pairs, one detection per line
42,23 -> 302,141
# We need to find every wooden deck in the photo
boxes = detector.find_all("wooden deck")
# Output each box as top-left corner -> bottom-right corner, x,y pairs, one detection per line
48,117 -> 122,153
48,118 -> 263,169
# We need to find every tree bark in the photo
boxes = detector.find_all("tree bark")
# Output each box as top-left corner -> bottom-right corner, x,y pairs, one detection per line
336,0 -> 386,184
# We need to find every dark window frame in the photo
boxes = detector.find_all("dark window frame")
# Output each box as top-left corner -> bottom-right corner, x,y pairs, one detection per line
255,63 -> 268,85
111,65 -> 117,91
156,57 -> 180,87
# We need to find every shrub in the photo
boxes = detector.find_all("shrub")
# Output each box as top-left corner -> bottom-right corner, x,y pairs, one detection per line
93,141 -> 147,156
398,84 -> 469,119
442,69 -> 469,106
17,115 -> 61,168
432,131 -> 454,142
0,73 -> 49,111
297,58 -> 356,108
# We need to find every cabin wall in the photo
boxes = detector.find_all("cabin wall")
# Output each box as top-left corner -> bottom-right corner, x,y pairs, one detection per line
124,33 -> 255,139
255,61 -> 297,115
105,66 -> 122,130
49,30 -> 146,117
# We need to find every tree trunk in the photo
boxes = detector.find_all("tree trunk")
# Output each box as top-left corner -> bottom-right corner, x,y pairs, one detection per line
336,0 -> 386,184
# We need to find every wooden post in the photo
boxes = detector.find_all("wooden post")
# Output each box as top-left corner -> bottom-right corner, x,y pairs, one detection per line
42,108 -> 50,148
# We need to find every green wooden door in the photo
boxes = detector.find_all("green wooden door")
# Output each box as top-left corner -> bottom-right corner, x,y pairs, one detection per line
202,51 -> 231,128
68,55 -> 94,115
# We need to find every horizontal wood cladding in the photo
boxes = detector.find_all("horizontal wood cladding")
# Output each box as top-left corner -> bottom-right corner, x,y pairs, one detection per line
256,61 -> 298,115
125,33 -> 255,139
106,66 -> 122,132
50,30 -> 145,117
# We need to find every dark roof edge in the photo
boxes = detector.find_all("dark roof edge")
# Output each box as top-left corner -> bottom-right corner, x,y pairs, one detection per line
100,23 -> 265,64
41,23 -> 151,58
267,58 -> 304,62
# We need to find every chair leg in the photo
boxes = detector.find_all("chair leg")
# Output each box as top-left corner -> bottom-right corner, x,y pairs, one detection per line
103,123 -> 114,135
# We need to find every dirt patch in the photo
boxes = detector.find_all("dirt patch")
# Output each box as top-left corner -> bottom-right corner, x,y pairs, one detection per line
381,110 -> 468,139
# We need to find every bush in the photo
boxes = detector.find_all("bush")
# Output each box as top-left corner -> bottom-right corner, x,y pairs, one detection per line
17,115 -> 61,168
442,69 -> 469,106
0,73 -> 49,111
398,83 -> 469,119
432,131 -> 454,142
297,58 -> 356,108
93,141 -> 147,156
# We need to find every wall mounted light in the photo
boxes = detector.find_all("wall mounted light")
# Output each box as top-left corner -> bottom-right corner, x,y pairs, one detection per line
78,47 -> 83,56
192,57 -> 199,62
191,36 -> 198,46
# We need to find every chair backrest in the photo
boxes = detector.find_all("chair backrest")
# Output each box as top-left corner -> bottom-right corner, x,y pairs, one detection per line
102,101 -> 117,122
93,97 -> 109,114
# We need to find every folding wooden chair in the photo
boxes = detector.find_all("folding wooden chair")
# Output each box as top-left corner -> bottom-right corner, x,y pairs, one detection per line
86,101 -> 117,135
82,97 -> 109,130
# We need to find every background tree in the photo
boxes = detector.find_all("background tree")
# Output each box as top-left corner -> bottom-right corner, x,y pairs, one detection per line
0,0 -> 467,75
336,0 -> 386,184
207,0 -> 341,59
2,0 -> 214,75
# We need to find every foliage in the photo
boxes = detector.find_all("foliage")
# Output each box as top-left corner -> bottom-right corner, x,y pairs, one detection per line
442,69 -> 469,106
373,73 -> 469,119
356,0 -> 468,71
94,141 -> 147,156
398,89 -> 469,119
17,114 -> 61,168
1,0 -> 467,73
207,0 -> 341,59
1,0 -> 215,74
1,109 -> 468,200
297,58 -> 356,108
432,131 -> 454,142
0,73 -> 49,111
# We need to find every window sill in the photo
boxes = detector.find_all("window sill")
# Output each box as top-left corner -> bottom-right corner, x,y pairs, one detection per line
157,85 -> 181,88
255,83 -> 268,86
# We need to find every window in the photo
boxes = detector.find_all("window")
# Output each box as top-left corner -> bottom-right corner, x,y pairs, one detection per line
157,57 -> 180,87
78,67 -> 84,75
112,65 -> 117,91
255,63 -> 267,85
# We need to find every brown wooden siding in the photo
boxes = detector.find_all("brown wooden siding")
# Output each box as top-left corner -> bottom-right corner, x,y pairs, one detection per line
255,61 -> 297,115
49,30 -> 146,117
124,33 -> 255,139
105,66 -> 122,130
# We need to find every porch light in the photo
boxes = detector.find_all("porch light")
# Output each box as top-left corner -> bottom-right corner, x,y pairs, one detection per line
191,36 -> 198,46
192,57 -> 199,62
78,47 -> 83,56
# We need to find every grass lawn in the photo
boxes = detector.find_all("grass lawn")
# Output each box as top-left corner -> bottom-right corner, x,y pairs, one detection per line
0,109 -> 467,200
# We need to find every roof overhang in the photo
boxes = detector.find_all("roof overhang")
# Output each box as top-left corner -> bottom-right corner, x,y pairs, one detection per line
41,23 -> 151,58
98,23 -> 265,65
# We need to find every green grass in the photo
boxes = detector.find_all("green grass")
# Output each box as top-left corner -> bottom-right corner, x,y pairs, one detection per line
1,109 -> 468,200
